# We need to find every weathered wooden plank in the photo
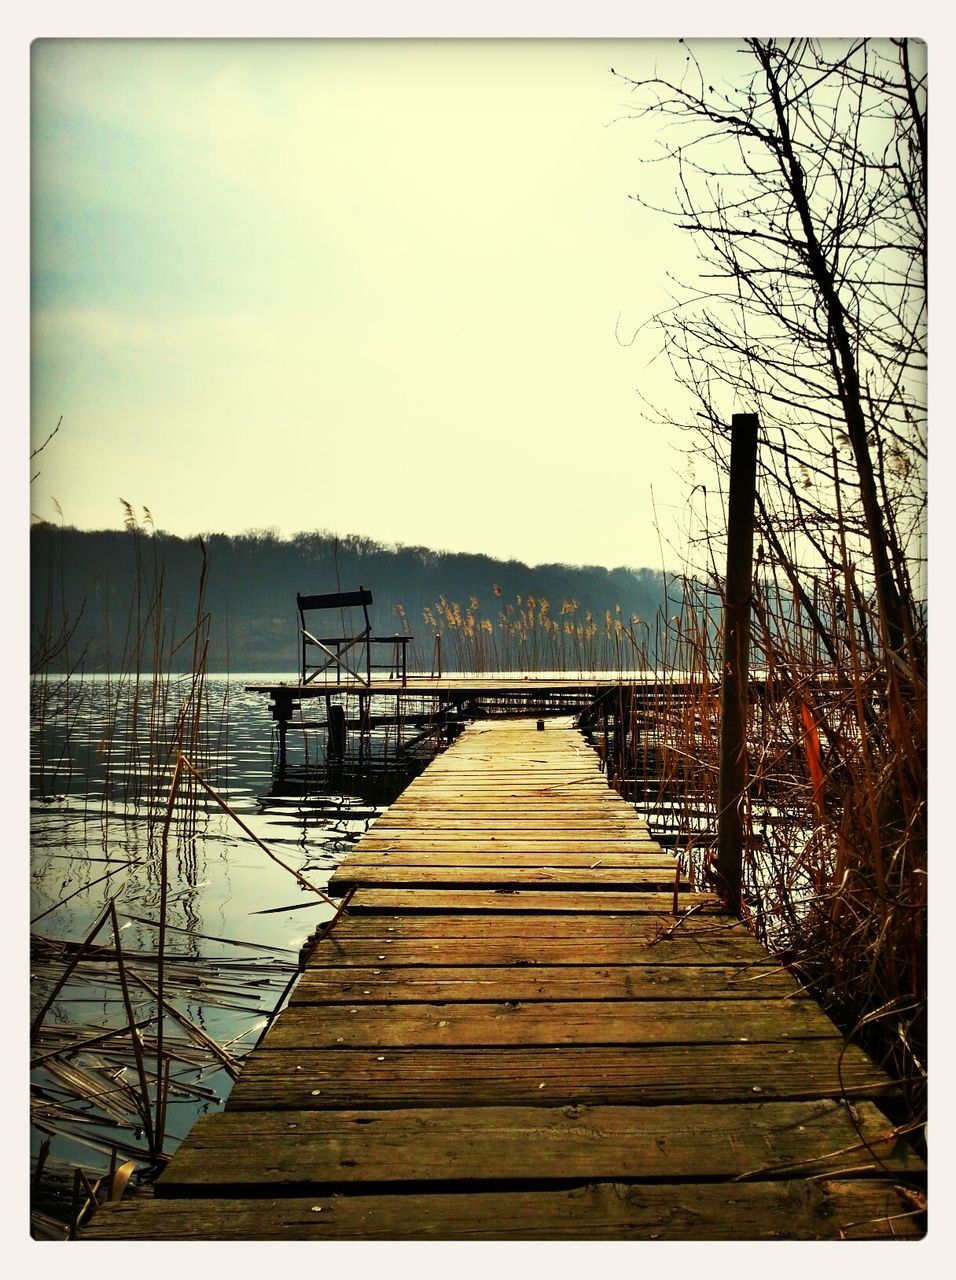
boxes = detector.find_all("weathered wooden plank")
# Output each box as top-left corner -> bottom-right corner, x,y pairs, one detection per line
352,839 -> 665,852
391,793 -> 617,802
394,788 -> 616,798
290,963 -> 807,1003
404,767 -> 605,773
329,866 -> 684,891
373,825 -> 655,834
377,817 -> 649,825
337,851 -> 674,868
82,1178 -> 926,1240
407,756 -> 612,764
371,830 -> 658,840
397,761 -> 609,771
402,769 -> 610,778
417,747 -> 593,753
408,750 -> 598,758
342,889 -> 712,913
373,822 -> 651,831
420,782 -> 587,792
380,794 -> 634,802
418,753 -> 598,760
378,800 -> 643,809
321,912 -> 746,940
405,760 -> 606,767
153,1099 -> 922,1194
265,997 -> 841,1049
371,803 -> 642,814
306,935 -> 781,968
407,755 -> 600,761
306,917 -> 777,966
357,814 -> 652,826
403,763 -> 612,770
388,757 -> 602,772
225,1041 -> 897,1110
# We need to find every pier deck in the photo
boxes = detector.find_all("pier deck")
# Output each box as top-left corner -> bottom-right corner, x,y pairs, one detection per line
83,719 -> 924,1241
245,674 -> 641,710
246,675 -> 647,693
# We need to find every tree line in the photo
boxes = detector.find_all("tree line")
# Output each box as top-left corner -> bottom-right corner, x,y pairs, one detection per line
31,522 -> 679,673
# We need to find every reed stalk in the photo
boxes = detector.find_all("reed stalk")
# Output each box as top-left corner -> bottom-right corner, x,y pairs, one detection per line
177,753 -> 341,909
106,901 -> 157,1158
154,753 -> 183,1148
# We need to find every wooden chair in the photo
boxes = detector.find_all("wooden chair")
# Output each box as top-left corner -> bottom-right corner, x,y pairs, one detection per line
296,587 -> 411,687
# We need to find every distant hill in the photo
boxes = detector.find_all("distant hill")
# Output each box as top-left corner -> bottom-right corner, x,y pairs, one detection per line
30,524 -> 683,673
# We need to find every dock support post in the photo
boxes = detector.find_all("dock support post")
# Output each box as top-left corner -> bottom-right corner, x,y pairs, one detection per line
716,413 -> 759,915
328,703 -> 347,761
358,694 -> 370,766
269,690 -> 295,777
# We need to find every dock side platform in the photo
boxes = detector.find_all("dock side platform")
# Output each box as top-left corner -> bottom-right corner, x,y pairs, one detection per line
83,719 -> 924,1240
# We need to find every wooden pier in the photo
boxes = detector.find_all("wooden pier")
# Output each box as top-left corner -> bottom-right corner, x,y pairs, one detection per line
247,674 -> 663,770
83,718 -> 924,1241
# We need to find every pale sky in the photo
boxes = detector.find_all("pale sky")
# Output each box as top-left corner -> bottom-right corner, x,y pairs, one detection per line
25,18 -> 943,579
29,36 -> 728,570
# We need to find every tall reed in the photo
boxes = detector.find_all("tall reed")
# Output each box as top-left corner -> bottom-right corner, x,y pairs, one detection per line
596,571 -> 925,1131
30,513 -> 225,1231
416,590 -> 669,675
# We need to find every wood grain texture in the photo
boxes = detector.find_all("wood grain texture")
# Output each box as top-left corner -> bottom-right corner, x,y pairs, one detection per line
337,851 -> 673,867
305,933 -> 786,967
304,910 -> 798,967
290,963 -> 807,1003
329,866 -> 686,891
152,1099 -> 922,1194
265,998 -> 840,1048
82,1179 -> 925,1240
344,889 -> 713,914
86,718 -> 920,1241
226,1041 -> 896,1110
311,911 -> 750,939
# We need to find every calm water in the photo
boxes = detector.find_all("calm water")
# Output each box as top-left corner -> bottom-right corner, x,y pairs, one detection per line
33,676 -> 389,946
29,672 -> 434,1229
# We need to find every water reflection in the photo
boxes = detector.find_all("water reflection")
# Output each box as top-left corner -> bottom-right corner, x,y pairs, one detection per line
29,672 -> 434,1234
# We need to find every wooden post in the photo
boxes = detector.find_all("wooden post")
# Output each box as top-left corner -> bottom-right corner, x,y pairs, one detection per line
716,414 -> 759,914
358,694 -> 369,766
270,690 -> 295,777
328,703 -> 347,760
277,719 -> 287,775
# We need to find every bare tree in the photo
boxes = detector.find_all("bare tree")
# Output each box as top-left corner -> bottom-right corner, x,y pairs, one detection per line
30,416 -> 63,483
618,38 -> 926,672
618,39 -> 927,1123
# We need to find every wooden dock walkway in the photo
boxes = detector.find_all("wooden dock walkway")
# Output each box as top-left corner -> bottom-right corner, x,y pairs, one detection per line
84,718 -> 924,1241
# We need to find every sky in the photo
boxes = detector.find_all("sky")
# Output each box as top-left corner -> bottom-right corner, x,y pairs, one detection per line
23,14 -> 945,582
29,36 -> 732,571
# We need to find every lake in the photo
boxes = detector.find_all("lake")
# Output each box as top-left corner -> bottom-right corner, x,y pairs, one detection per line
29,672 -> 435,1235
